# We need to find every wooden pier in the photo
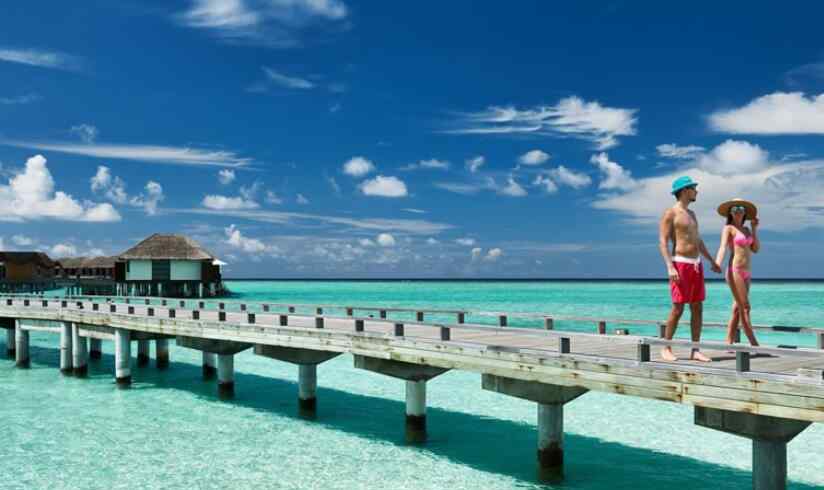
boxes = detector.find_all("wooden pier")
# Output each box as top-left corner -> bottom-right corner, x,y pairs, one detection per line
1,293 -> 823,489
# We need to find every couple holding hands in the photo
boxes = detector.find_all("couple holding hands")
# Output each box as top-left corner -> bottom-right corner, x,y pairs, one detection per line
658,176 -> 760,362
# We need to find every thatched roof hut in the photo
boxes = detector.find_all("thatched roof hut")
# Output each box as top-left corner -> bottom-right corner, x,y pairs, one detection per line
118,234 -> 216,260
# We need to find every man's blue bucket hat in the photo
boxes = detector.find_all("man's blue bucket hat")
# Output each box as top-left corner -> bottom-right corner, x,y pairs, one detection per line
671,176 -> 698,195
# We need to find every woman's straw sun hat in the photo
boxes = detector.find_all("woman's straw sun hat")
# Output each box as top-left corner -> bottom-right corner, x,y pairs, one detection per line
717,198 -> 758,219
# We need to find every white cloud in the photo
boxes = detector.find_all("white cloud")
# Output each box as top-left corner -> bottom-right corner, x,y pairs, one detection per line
434,182 -> 482,195
709,92 -> 824,134
518,149 -> 550,166
359,175 -> 408,197
265,190 -> 283,204
657,143 -> 706,160
426,237 -> 438,245
178,0 -> 348,48
239,181 -> 262,201
696,140 -> 769,175
466,155 -> 485,173
532,174 -> 558,194
91,165 -> 164,215
218,169 -> 236,185
589,152 -> 636,190
0,94 -> 41,105
326,175 -> 341,194
498,177 -> 527,197
51,243 -> 78,257
376,233 -> 395,247
0,48 -> 81,71
403,158 -> 450,171
549,165 -> 592,189
591,158 -> 824,233
0,140 -> 252,167
470,247 -> 482,261
296,193 -> 309,204
90,166 -> 128,204
182,208 -> 453,234
263,67 -> 315,89
130,181 -> 165,215
484,248 -> 503,261
12,235 -> 34,246
225,224 -> 268,253
0,155 -> 120,222
447,96 -> 638,150
456,238 -> 476,246
70,124 -> 98,143
403,208 -> 425,214
358,238 -> 375,247
202,194 -> 259,209
343,156 -> 375,177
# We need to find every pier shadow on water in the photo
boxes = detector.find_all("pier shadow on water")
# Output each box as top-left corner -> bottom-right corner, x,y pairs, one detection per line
5,340 -> 821,490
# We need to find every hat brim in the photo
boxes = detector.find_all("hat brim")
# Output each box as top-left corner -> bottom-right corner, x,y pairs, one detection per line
671,183 -> 698,195
717,199 -> 758,219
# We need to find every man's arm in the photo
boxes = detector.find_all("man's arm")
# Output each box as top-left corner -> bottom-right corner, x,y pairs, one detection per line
658,209 -> 678,282
699,239 -> 722,273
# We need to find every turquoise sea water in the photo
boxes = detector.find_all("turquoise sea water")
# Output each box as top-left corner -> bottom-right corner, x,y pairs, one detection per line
1,280 -> 823,489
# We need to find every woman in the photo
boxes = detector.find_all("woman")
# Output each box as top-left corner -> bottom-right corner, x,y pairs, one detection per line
714,198 -> 760,346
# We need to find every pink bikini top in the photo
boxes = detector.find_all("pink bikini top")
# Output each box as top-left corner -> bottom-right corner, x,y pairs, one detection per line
733,230 -> 753,247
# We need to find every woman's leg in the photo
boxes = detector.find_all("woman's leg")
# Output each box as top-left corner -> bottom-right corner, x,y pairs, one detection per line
725,302 -> 740,344
736,276 -> 759,346
725,269 -> 743,344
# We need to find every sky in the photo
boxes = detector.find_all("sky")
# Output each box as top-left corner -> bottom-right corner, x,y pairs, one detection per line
2,1 -> 824,278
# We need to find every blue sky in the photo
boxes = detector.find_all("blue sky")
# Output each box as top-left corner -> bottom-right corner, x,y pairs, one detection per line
2,1 -> 824,278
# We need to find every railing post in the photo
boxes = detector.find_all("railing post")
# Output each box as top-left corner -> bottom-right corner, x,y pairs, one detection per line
346,307 -> 354,316
637,343 -> 650,362
379,310 -> 387,319
736,351 -> 751,372
416,311 -> 424,322
440,326 -> 451,341
279,315 -> 288,326
816,333 -> 824,350
544,318 -> 554,330
248,313 -> 255,324
315,317 -> 324,329
394,323 -> 404,336
597,321 -> 606,335
219,311 -> 226,322
498,315 -> 507,327
355,319 -> 364,332
559,337 -> 571,354
457,312 -> 465,324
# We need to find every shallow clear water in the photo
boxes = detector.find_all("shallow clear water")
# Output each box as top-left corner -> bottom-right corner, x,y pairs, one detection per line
1,280 -> 822,489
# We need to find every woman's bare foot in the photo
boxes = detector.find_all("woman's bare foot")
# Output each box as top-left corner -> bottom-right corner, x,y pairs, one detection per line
661,347 -> 678,361
690,350 -> 712,362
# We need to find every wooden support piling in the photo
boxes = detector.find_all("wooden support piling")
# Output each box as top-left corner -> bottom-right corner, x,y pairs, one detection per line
114,328 -> 131,387
137,340 -> 150,367
202,352 -> 217,379
298,364 -> 317,414
72,323 -> 88,377
60,322 -> 73,375
217,354 -> 234,398
89,338 -> 102,359
537,403 -> 564,481
5,327 -> 15,358
156,339 -> 169,369
405,380 -> 427,443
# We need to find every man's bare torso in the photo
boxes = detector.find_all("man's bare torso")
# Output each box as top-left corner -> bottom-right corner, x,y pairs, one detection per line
668,205 -> 700,258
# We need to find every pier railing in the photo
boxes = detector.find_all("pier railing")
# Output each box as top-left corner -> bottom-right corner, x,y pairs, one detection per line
2,291 -> 822,346
2,293 -> 823,384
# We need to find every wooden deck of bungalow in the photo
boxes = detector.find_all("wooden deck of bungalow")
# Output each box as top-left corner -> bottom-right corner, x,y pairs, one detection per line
1,293 -> 822,489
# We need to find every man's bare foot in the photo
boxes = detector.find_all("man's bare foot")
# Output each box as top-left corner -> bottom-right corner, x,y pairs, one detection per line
661,348 -> 678,361
690,350 -> 712,362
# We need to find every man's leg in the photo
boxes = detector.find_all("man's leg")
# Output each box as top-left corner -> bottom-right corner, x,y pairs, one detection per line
689,302 -> 711,362
661,303 -> 684,361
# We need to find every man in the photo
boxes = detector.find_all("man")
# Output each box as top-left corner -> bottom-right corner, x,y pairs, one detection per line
658,176 -> 721,362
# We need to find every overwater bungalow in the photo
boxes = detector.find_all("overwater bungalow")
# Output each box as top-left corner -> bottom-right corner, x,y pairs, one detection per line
57,256 -> 116,279
0,251 -> 58,292
113,234 -> 226,298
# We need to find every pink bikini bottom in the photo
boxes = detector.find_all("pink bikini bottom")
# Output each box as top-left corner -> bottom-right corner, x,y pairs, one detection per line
727,266 -> 752,281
